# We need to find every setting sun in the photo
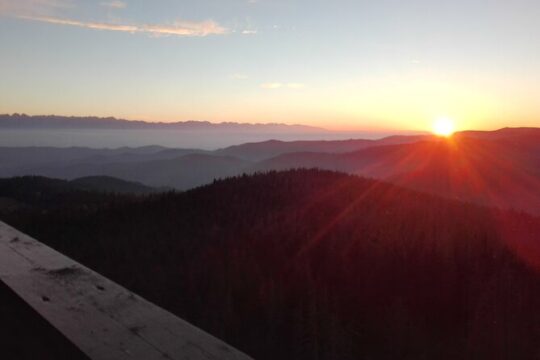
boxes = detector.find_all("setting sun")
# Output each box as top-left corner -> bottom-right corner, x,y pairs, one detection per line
433,118 -> 456,137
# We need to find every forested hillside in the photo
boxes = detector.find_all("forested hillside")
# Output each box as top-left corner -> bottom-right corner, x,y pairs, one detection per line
255,132 -> 540,215
2,128 -> 538,213
2,170 -> 540,360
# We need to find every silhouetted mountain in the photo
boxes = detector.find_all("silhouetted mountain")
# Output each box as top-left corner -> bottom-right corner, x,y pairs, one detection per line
0,134 -> 432,188
30,154 -> 250,189
458,127 -> 540,141
3,169 -> 540,360
0,146 -> 169,169
0,114 -> 324,132
69,176 -> 154,194
1,128 -> 539,211
0,146 -> 208,178
254,128 -> 540,214
217,135 -> 432,161
218,139 -> 376,161
0,176 -> 153,212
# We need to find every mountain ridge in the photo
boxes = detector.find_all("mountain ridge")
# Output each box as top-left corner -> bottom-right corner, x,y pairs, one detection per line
1,127 -> 539,212
0,114 -> 325,132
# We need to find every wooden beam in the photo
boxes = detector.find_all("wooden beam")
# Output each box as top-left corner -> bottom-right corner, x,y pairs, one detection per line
0,221 -> 253,360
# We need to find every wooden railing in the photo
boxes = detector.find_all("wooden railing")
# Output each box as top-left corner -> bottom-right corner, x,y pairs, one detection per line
0,221 -> 253,360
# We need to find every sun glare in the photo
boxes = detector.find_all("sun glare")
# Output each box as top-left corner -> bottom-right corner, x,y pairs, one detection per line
433,117 -> 456,137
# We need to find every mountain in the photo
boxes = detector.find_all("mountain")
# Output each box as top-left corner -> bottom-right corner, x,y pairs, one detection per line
28,154 -> 250,189
1,127 -> 539,212
0,175 -> 154,214
0,147 -> 250,190
217,135 -> 432,161
0,146 -> 207,176
0,146 -> 171,170
0,134 -> 433,188
69,176 -> 155,194
0,176 -> 153,212
3,169 -> 540,360
254,128 -> 540,215
0,114 -> 325,132
458,127 -> 540,142
0,135 -> 433,180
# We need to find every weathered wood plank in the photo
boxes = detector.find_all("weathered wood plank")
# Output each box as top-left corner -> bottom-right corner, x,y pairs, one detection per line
0,221 -> 253,360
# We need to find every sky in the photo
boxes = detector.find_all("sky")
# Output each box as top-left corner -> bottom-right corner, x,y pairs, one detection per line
0,0 -> 539,132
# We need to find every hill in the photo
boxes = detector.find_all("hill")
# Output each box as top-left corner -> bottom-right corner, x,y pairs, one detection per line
69,176 -> 155,194
216,135 -> 431,161
3,169 -> 540,360
255,128 -> 540,214
0,152 -> 250,190
38,154 -> 250,190
0,146 -> 203,172
0,176 -> 153,213
1,127 -> 539,212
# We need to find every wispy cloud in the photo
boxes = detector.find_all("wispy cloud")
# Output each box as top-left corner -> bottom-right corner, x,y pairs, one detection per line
100,1 -> 126,9
16,15 -> 228,37
1,0 -> 227,37
261,83 -> 305,89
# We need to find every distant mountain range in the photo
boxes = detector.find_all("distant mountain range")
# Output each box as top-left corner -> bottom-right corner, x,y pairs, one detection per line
1,127 -> 539,214
217,134 -> 433,161
0,114 -> 325,132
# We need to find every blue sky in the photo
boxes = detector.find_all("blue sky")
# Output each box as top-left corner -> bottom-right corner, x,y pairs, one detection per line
1,0 -> 539,131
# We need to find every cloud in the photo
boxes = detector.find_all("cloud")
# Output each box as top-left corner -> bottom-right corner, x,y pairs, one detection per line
15,15 -> 228,37
100,1 -> 126,9
1,0 -> 227,37
241,29 -> 257,35
261,83 -> 305,89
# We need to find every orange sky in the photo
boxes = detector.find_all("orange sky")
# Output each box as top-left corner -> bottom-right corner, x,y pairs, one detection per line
1,0 -> 539,132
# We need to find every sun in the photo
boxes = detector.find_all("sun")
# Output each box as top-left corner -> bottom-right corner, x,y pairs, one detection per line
432,117 -> 456,137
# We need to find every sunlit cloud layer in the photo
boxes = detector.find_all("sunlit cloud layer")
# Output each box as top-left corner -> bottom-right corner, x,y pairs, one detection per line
16,15 -> 228,37
1,0 -> 227,37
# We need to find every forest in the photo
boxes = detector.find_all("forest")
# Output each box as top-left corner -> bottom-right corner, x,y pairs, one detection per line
2,169 -> 540,360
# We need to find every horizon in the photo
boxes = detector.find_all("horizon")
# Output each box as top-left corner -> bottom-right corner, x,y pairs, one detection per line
2,1 -> 540,132
1,112 -> 538,149
1,112 -> 536,133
